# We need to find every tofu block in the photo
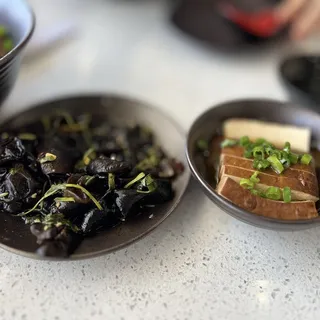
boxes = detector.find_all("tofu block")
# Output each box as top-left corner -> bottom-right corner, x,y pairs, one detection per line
223,118 -> 311,153
217,177 -> 318,220
220,165 -> 319,202
220,146 -> 316,175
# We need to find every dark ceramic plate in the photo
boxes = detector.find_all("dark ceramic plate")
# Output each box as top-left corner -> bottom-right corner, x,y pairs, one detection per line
186,98 -> 320,231
0,95 -> 190,260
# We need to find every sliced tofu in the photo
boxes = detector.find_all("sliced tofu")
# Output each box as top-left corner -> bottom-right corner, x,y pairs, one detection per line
217,177 -> 318,220
220,165 -> 319,202
223,118 -> 311,153
220,154 -> 316,181
221,146 -> 315,175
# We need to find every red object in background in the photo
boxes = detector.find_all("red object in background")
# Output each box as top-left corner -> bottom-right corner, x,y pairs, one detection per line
220,3 -> 282,38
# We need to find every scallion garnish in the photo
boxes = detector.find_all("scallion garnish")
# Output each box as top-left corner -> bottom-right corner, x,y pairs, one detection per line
39,153 -> 57,164
196,139 -> 208,151
240,172 -> 260,190
54,197 -> 75,203
264,145 -> 274,156
244,149 -> 253,158
283,187 -> 291,203
124,172 -> 146,189
3,39 -> 13,51
265,186 -> 282,200
288,153 -> 298,165
137,174 -> 157,193
300,154 -> 312,165
240,178 -> 254,190
221,139 -> 237,148
253,159 -> 270,170
18,133 -> 37,141
250,171 -> 260,184
19,183 -> 102,216
250,189 -> 259,196
239,136 -> 250,147
223,136 -> 313,174
0,26 -> 7,37
283,142 -> 291,154
267,154 -> 284,174
42,213 -> 79,232
82,147 -> 96,165
108,173 -> 115,190
252,146 -> 265,159
255,138 -> 266,145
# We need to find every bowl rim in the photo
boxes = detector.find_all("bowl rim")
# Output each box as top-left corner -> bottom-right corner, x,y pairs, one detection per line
0,0 -> 36,64
0,93 -> 191,261
186,98 -> 320,228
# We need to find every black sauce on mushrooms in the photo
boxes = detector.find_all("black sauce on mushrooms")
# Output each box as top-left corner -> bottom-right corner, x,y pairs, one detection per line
0,110 -> 184,257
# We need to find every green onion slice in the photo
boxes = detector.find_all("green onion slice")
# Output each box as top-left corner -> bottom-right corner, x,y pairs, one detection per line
288,153 -> 298,165
0,26 -> 7,37
196,139 -> 208,151
267,154 -> 284,174
253,159 -> 270,170
244,149 -> 253,158
124,172 -> 146,189
265,186 -> 282,200
3,39 -> 13,51
300,154 -> 312,165
239,178 -> 254,190
18,133 -> 37,141
39,153 -> 57,164
283,142 -> 291,154
108,173 -> 115,190
137,174 -> 157,194
250,189 -> 259,196
255,138 -> 266,145
221,139 -> 237,148
283,187 -> 291,203
252,146 -> 265,159
250,171 -> 260,184
239,136 -> 250,147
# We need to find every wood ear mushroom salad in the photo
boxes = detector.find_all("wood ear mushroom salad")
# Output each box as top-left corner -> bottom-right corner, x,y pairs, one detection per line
206,119 -> 319,220
0,110 -> 184,257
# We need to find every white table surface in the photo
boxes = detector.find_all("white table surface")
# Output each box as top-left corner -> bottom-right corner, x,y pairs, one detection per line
1,1 -> 320,319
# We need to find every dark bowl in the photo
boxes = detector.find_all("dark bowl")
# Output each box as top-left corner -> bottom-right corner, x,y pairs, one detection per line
0,94 -> 190,260
0,0 -> 35,105
171,0 -> 287,52
279,55 -> 320,109
186,98 -> 320,231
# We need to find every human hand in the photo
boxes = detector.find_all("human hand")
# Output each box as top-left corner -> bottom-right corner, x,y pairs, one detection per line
276,0 -> 320,40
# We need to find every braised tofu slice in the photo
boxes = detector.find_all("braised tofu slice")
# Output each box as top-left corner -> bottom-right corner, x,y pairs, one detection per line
217,177 -> 318,220
219,165 -> 319,202
220,146 -> 316,175
221,154 -> 317,183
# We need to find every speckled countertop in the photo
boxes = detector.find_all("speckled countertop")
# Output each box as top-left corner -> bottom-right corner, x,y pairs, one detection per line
1,1 -> 320,319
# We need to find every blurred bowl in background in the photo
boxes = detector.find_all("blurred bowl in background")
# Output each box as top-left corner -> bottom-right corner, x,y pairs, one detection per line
171,0 -> 286,51
279,55 -> 320,109
0,0 -> 35,106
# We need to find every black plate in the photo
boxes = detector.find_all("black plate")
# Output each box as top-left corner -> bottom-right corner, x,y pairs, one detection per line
0,95 -> 190,260
186,98 -> 320,231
